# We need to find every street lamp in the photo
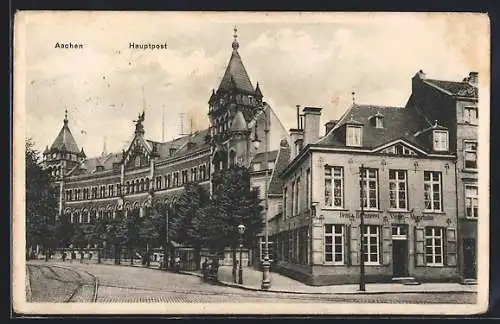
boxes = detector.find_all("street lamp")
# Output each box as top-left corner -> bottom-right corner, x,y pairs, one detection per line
237,224 -> 246,284
251,104 -> 271,290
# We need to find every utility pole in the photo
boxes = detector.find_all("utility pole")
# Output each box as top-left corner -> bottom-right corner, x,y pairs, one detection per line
359,164 -> 366,291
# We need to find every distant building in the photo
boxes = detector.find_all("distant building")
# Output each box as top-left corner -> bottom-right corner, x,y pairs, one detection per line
269,71 -> 479,285
409,70 -> 479,282
42,28 -> 290,264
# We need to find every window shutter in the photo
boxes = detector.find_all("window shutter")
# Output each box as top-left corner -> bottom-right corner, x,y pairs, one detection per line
415,227 -> 425,266
350,225 -> 359,266
445,227 -> 457,266
382,225 -> 391,266
345,225 -> 351,265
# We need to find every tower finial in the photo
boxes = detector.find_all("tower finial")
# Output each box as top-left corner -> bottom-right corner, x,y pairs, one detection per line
232,25 -> 239,51
352,91 -> 356,105
64,109 -> 68,124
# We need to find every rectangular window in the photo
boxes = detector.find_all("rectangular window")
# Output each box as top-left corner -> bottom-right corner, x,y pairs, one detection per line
306,169 -> 311,209
389,170 -> 408,210
425,227 -> 444,265
465,185 -> 478,219
174,172 -> 179,187
424,171 -> 442,212
362,225 -> 380,264
433,130 -> 449,151
283,187 -> 287,220
192,168 -> 198,182
325,166 -> 344,208
116,184 -> 121,196
166,174 -> 172,188
324,224 -> 344,264
464,141 -> 478,169
156,176 -> 162,190
464,106 -> 478,125
181,170 -> 188,184
296,177 -> 301,214
346,126 -> 362,147
360,168 -> 378,209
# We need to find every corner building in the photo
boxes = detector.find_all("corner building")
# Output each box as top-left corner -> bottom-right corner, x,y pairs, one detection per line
271,75 -> 462,285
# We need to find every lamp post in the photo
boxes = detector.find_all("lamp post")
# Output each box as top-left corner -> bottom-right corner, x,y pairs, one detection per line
237,224 -> 246,284
252,104 -> 271,290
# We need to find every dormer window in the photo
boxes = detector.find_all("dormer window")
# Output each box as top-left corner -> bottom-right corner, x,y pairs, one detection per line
346,126 -> 362,147
433,130 -> 449,151
370,112 -> 384,129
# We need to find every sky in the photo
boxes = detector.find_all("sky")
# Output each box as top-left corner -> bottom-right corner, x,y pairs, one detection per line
17,11 -> 489,158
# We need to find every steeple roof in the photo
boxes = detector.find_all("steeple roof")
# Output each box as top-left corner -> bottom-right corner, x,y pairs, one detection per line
49,110 -> 80,153
217,27 -> 255,94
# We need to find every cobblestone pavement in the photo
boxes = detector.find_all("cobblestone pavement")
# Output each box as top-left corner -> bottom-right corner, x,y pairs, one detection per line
30,261 -> 476,304
26,263 -> 96,302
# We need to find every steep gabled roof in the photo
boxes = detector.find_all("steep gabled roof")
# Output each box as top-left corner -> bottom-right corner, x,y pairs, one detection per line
217,35 -> 255,94
50,118 -> 80,153
423,79 -> 478,98
316,104 -> 432,151
268,140 -> 291,195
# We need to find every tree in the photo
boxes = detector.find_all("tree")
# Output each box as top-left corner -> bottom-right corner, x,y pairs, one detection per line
55,213 -> 74,249
196,166 -> 263,282
138,208 -> 161,267
170,182 -> 210,269
25,138 -> 58,260
122,209 -> 141,265
107,210 -> 127,264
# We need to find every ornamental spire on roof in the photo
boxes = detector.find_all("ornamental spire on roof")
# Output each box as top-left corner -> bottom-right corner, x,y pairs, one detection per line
49,109 -> 80,153
217,26 -> 255,94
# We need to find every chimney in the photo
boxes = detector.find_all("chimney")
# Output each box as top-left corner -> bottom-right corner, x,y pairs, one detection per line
467,72 -> 478,87
325,120 -> 338,135
289,128 -> 304,158
302,107 -> 322,146
414,69 -> 426,79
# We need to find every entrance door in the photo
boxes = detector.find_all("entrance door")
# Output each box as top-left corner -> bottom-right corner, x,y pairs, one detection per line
392,225 -> 408,277
463,238 -> 477,279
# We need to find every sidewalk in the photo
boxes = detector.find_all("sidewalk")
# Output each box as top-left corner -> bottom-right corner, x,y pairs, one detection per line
183,266 -> 477,295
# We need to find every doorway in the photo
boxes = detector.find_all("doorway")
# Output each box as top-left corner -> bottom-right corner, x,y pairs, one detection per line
463,238 -> 477,279
392,225 -> 409,278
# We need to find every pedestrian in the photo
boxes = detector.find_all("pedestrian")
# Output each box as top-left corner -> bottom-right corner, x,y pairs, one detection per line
88,252 -> 92,261
62,251 -> 67,262
80,251 -> 84,263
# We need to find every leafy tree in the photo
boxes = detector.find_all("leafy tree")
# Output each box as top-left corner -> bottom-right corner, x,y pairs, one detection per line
138,208 -> 161,267
102,210 -> 127,264
196,166 -> 263,281
170,182 -> 210,269
55,213 -> 74,249
122,209 -> 141,265
25,138 -> 58,260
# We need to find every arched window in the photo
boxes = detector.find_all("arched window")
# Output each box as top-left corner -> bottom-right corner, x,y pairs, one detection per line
145,178 -> 150,191
136,179 -> 140,192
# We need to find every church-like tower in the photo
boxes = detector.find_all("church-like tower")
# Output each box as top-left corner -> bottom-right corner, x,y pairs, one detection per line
42,110 -> 85,179
208,27 -> 265,172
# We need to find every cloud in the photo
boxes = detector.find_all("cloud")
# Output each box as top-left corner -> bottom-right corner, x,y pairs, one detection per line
20,12 -> 488,157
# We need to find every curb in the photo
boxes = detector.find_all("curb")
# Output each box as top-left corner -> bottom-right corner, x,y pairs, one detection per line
178,270 -> 476,296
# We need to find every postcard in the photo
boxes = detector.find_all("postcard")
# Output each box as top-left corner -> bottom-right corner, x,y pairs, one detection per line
12,11 -> 490,315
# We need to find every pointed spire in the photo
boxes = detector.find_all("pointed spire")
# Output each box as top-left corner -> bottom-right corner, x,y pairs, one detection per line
255,82 -> 263,99
217,27 -> 254,94
232,25 -> 239,52
49,110 -> 79,153
79,147 -> 86,159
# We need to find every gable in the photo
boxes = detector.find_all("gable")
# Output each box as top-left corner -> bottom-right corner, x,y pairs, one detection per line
373,140 -> 426,156
123,136 -> 152,170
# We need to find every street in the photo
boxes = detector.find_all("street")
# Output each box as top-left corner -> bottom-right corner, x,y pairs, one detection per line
26,262 -> 477,304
